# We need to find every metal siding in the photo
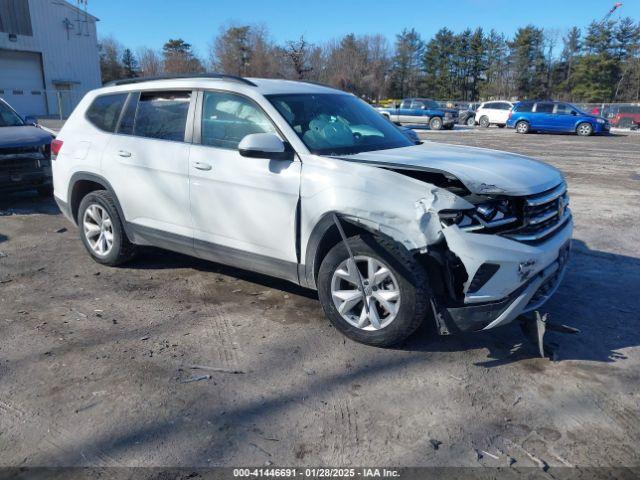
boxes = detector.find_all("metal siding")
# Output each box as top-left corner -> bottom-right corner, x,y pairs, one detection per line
0,0 -> 100,116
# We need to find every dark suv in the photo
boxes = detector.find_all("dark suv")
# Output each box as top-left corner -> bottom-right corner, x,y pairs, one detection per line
507,101 -> 610,136
0,98 -> 54,195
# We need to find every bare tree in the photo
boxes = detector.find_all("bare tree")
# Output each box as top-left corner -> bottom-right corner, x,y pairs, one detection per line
284,36 -> 314,79
137,47 -> 163,77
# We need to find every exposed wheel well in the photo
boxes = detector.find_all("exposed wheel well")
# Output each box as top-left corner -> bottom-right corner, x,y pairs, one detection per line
70,179 -> 106,223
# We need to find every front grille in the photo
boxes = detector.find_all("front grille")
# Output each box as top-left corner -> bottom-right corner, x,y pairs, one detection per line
502,183 -> 571,244
0,146 -> 48,175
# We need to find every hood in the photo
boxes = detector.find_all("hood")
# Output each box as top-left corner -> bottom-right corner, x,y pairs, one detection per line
335,142 -> 563,196
0,126 -> 53,149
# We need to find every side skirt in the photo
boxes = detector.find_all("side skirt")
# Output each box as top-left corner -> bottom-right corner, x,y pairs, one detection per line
127,223 -> 301,285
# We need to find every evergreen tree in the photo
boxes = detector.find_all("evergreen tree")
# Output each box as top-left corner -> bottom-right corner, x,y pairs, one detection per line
389,28 -> 424,98
121,48 -> 138,78
509,26 -> 547,99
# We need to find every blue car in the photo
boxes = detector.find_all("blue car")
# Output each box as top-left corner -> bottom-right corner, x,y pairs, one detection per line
506,101 -> 610,136
0,98 -> 54,195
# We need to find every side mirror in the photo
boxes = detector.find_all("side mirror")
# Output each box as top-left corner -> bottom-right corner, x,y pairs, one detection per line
24,115 -> 37,125
238,133 -> 293,161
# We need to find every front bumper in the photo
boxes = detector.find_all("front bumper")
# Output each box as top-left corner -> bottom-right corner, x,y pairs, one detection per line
0,167 -> 52,192
440,217 -> 573,332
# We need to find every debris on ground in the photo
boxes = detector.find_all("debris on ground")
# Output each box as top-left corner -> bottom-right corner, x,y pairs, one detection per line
429,439 -> 442,450
180,374 -> 211,384
55,228 -> 67,233
303,368 -> 316,375
187,365 -> 245,374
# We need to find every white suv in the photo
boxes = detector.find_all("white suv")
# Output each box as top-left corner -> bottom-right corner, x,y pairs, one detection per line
52,75 -> 572,347
475,101 -> 514,128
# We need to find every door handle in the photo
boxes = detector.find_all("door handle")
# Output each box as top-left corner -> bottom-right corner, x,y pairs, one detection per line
118,150 -> 132,158
193,161 -> 212,171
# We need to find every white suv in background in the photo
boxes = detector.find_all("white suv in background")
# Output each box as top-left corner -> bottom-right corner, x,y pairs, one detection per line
475,101 -> 514,128
52,75 -> 572,347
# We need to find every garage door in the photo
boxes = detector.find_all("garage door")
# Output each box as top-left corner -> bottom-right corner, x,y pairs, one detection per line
0,49 -> 48,117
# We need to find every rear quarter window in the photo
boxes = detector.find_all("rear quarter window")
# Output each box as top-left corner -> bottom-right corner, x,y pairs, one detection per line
85,93 -> 128,132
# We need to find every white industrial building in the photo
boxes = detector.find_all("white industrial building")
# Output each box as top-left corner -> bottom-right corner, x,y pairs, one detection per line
0,0 -> 101,117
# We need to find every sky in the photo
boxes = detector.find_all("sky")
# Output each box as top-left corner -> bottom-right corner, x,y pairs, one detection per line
88,0 -> 640,56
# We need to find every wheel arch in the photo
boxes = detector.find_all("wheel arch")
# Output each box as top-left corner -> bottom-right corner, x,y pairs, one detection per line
303,211 -> 420,289
67,173 -> 132,240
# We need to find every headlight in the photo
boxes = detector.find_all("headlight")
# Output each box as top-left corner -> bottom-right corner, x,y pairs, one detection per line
597,118 -> 606,124
439,199 -> 519,232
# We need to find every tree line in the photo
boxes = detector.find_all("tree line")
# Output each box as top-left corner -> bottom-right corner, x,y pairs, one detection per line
100,18 -> 640,103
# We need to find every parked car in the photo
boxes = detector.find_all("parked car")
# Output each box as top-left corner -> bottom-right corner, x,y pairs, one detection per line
0,98 -> 54,196
53,75 -> 572,347
608,105 -> 640,129
377,98 -> 458,130
507,101 -> 610,136
475,101 -> 513,128
458,107 -> 478,126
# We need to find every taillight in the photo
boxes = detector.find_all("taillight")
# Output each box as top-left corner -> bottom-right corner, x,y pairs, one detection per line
508,110 -> 513,119
51,139 -> 63,157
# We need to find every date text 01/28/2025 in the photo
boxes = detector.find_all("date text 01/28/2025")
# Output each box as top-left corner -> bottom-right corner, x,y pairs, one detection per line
233,468 -> 401,477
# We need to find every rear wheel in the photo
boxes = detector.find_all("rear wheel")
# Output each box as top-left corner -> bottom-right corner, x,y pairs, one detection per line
77,190 -> 137,266
479,116 -> 490,128
576,122 -> 593,136
317,234 -> 430,347
466,116 -> 476,126
429,117 -> 443,130
497,124 -> 505,128
516,120 -> 530,134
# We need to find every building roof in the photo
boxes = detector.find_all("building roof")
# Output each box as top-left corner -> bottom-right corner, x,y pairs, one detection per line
55,0 -> 99,22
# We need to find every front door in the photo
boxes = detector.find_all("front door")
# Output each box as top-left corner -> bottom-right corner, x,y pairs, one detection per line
532,102 -> 555,130
188,90 -> 301,281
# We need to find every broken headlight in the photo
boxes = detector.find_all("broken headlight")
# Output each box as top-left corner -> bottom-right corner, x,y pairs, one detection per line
439,199 -> 518,232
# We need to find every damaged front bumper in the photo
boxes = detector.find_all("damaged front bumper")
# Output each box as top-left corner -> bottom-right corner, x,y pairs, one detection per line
437,216 -> 573,332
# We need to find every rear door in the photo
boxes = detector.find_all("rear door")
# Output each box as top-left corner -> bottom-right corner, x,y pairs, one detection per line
104,90 -> 195,241
531,102 -> 554,129
398,99 -> 416,123
187,90 -> 301,280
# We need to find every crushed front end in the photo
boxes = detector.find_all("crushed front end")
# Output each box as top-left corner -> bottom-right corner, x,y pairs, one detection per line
0,144 -> 52,193
422,182 -> 573,333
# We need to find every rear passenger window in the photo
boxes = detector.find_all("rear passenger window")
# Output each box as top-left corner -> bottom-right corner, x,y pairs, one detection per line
201,91 -> 276,150
133,91 -> 191,142
117,92 -> 139,135
516,103 -> 533,112
535,103 -> 554,113
499,103 -> 512,110
86,94 -> 127,132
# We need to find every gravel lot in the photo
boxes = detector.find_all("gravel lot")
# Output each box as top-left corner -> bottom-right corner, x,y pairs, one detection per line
1,127 -> 639,470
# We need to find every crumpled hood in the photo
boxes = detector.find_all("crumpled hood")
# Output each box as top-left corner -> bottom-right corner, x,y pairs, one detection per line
0,126 -> 53,149
335,142 -> 563,196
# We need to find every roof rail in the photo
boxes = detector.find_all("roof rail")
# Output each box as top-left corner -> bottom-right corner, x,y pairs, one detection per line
105,73 -> 257,87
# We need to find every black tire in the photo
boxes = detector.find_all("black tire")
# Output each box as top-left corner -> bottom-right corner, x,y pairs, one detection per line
497,124 -> 505,128
443,123 -> 454,130
77,190 -> 137,266
317,234 -> 430,347
479,116 -> 490,128
466,116 -> 476,126
429,117 -> 443,130
515,120 -> 530,134
36,184 -> 53,197
576,122 -> 593,136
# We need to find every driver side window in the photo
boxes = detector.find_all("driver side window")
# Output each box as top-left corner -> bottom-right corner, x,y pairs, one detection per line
201,91 -> 276,150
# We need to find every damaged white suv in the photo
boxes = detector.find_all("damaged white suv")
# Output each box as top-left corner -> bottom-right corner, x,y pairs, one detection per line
52,75 -> 572,347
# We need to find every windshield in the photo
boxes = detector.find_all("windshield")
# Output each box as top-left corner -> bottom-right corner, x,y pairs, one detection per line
0,100 -> 24,127
267,93 -> 413,155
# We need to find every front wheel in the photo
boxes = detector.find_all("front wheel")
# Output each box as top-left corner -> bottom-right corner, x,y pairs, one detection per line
429,117 -> 443,130
576,122 -> 593,136
516,120 -> 530,134
317,234 -> 430,347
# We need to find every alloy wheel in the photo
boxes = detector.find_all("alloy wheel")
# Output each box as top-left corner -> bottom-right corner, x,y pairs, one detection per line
330,255 -> 401,331
83,204 -> 114,256
578,123 -> 592,136
516,121 -> 529,134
